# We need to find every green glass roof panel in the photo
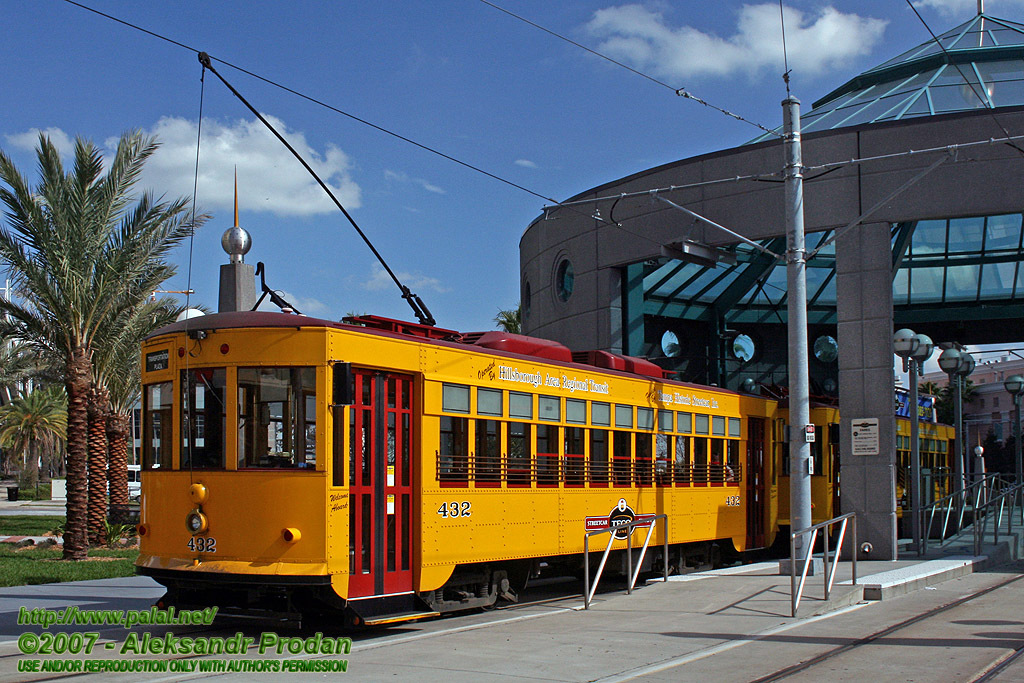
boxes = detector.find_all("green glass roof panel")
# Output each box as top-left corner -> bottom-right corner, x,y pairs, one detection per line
944,264 -> 981,300
747,15 -> 1024,144
979,261 -> 1017,297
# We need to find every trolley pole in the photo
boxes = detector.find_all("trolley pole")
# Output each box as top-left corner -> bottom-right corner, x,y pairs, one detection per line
783,96 -> 813,562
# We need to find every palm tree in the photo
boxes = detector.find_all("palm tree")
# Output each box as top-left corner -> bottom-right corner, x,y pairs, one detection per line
0,386 -> 67,492
0,132 -> 199,558
494,304 -> 522,334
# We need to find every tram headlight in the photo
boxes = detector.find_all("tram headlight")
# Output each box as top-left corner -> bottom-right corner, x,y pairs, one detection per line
185,509 -> 208,535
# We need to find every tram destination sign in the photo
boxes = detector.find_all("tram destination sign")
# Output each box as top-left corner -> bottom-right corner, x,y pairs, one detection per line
145,349 -> 169,372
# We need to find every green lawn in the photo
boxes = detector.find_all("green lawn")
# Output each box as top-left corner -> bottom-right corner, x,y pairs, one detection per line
0,515 -> 65,537
0,544 -> 139,587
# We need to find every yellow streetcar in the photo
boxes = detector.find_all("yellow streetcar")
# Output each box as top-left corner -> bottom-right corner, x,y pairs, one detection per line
136,312 -> 781,626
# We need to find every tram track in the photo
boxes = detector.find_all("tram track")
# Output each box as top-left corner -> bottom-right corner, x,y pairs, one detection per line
749,572 -> 1024,683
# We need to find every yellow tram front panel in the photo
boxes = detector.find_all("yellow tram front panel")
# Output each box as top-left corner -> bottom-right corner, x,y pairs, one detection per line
775,405 -> 839,529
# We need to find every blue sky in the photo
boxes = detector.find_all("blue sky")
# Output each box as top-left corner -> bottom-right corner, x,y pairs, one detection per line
0,0 -> 1008,333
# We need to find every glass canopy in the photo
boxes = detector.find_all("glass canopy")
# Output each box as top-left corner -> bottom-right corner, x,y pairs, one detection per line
642,214 -> 1024,327
749,13 -> 1024,143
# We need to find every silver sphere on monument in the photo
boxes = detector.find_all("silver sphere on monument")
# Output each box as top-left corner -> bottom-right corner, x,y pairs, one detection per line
221,226 -> 252,264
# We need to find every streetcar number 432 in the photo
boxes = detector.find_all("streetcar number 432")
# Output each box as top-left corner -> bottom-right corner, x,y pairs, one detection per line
437,501 -> 471,518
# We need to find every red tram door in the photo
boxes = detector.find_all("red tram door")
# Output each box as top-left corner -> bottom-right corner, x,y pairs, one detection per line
746,418 -> 767,548
348,371 -> 415,597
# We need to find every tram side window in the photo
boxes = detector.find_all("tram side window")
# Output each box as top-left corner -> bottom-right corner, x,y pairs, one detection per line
693,438 -> 708,484
507,422 -> 532,485
727,440 -> 740,482
710,438 -> 725,482
655,433 -> 670,484
143,382 -> 173,470
811,436 -> 823,476
612,431 -> 632,486
635,433 -> 653,486
565,426 -> 586,486
438,416 -> 469,482
675,436 -> 691,484
475,419 -> 501,483
590,429 -> 609,484
536,424 -> 560,486
181,368 -> 226,469
237,367 -> 317,469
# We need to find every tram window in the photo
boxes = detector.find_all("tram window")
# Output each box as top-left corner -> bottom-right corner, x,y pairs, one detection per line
727,440 -> 740,482
612,431 -> 632,486
675,436 -> 691,484
536,424 -> 560,485
591,402 -> 611,426
332,404 -> 345,486
438,416 -> 469,482
510,392 -> 533,419
477,388 -> 503,417
475,419 -> 501,483
590,429 -> 609,484
507,422 -> 532,485
143,381 -> 173,470
635,433 -> 653,486
565,426 -> 586,486
695,414 -> 710,435
637,407 -> 654,431
728,418 -> 741,438
181,368 -> 226,470
539,396 -> 561,422
710,439 -> 725,482
658,410 -> 673,432
678,412 -> 692,433
566,398 -> 586,424
237,367 -> 317,469
811,437 -> 824,477
615,405 -> 633,429
712,416 -> 726,437
655,434 -> 670,484
693,438 -> 708,483
442,384 -> 470,414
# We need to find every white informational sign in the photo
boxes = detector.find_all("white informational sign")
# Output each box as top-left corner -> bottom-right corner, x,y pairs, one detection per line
852,418 -> 880,456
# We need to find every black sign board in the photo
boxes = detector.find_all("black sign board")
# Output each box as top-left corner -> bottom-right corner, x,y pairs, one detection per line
146,349 -> 170,372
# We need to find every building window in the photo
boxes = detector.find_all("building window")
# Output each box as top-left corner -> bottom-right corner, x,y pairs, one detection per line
556,259 -> 574,302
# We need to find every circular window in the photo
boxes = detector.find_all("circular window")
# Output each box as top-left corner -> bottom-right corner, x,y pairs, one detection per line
555,259 -> 574,302
522,280 -> 531,319
732,334 -> 755,363
814,335 -> 839,363
661,330 -> 681,358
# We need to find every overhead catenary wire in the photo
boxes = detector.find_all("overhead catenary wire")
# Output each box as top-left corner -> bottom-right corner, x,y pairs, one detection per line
477,0 -> 783,139
56,0 -> 584,216
196,53 -> 436,327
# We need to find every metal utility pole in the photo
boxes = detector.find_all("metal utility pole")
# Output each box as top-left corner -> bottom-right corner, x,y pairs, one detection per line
783,96 -> 813,561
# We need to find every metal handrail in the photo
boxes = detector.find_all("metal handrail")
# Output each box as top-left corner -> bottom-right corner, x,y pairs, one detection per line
919,473 -> 1009,554
790,512 -> 857,618
973,481 -> 1024,556
583,514 -> 668,609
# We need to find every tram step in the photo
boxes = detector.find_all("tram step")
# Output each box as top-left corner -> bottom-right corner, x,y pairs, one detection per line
347,591 -> 438,626
361,610 -> 441,626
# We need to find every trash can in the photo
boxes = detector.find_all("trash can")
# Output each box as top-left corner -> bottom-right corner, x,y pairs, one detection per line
6,486 -> 19,502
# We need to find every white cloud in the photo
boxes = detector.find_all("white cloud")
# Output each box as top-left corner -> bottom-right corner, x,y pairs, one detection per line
361,263 -> 449,293
913,0 -> 1021,15
384,169 -> 446,195
585,4 -> 888,81
6,127 -> 76,156
132,116 -> 361,218
515,159 -> 539,168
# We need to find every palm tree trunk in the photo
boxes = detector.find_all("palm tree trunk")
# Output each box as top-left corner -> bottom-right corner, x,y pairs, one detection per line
106,412 -> 130,524
87,386 -> 109,545
63,348 -> 90,561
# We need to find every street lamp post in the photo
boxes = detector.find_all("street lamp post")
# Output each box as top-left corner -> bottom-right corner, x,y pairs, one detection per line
939,348 -> 975,495
894,329 -> 934,553
1004,375 -> 1024,485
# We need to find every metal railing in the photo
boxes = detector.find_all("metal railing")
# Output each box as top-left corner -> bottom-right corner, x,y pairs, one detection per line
583,514 -> 668,609
972,481 -> 1024,556
790,512 -> 857,618
918,473 -> 1012,554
